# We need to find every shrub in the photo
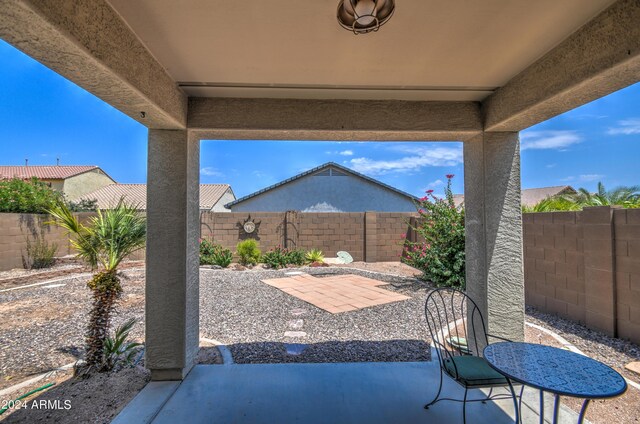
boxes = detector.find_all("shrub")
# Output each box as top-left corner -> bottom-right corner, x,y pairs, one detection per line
23,237 -> 57,269
403,175 -> 465,289
211,246 -> 233,268
199,239 -> 232,267
101,318 -> 142,372
67,198 -> 98,212
305,249 -> 324,264
0,177 -> 63,213
285,249 -> 306,266
262,246 -> 288,269
199,238 -> 217,264
236,239 -> 261,266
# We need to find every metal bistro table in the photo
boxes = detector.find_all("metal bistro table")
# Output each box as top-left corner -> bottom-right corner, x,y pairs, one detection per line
484,342 -> 627,424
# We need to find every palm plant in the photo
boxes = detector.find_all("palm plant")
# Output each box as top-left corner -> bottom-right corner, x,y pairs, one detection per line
522,196 -> 581,213
570,182 -> 640,208
102,318 -> 142,371
48,199 -> 146,370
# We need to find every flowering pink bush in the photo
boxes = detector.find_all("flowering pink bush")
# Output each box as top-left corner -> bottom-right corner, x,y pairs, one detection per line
402,175 -> 465,289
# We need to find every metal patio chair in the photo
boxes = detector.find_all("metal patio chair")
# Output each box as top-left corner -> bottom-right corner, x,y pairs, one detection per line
424,288 -> 520,424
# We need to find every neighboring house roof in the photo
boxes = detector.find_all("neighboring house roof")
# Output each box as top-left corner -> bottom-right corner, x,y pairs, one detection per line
521,186 -> 576,206
226,162 -> 419,208
0,165 -> 111,180
453,186 -> 575,208
80,184 -> 233,210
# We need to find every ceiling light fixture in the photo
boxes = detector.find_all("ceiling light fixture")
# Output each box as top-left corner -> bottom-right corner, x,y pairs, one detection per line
337,0 -> 395,35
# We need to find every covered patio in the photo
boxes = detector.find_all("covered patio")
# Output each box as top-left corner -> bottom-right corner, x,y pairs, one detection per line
1,0 -> 639,421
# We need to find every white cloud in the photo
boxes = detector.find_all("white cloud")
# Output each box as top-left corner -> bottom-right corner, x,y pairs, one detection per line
561,174 -> 604,183
546,163 -> 557,169
607,118 -> 640,135
326,149 -> 355,156
520,130 -> 582,150
579,174 -> 604,182
348,146 -> 462,175
428,179 -> 444,188
200,167 -> 223,177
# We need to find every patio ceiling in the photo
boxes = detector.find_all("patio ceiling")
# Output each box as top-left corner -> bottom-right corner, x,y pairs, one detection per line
107,0 -> 615,102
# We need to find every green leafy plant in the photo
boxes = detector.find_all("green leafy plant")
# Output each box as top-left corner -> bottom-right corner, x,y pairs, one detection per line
236,239 -> 261,266
285,249 -> 306,266
524,182 -> 640,212
67,198 -> 98,212
305,249 -> 324,264
403,174 -> 465,289
23,237 -> 57,269
200,239 -> 233,268
0,177 -> 63,213
211,245 -> 233,267
101,318 -> 142,372
47,199 -> 146,370
262,246 -> 288,269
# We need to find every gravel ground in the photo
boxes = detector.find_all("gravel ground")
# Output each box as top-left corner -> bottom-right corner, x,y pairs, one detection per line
199,266 -> 432,363
0,268 -> 146,390
526,306 -> 640,383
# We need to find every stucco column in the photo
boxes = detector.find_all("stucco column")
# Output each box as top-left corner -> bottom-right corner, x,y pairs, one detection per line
146,130 -> 200,380
464,132 -> 524,342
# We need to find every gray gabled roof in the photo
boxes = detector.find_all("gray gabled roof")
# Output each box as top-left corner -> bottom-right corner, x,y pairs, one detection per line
225,162 -> 419,208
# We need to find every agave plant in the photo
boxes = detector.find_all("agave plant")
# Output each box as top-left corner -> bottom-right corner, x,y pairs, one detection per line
102,318 -> 142,371
305,249 -> 324,264
48,198 -> 146,370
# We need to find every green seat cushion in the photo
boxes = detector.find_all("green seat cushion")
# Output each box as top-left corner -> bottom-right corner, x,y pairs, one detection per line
443,355 -> 508,387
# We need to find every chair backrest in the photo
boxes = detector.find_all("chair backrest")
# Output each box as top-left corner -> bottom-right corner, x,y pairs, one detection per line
424,288 -> 489,370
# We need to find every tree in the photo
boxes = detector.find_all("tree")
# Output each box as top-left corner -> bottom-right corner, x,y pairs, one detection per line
48,199 -> 146,371
525,182 -> 640,212
0,177 -> 63,213
571,182 -> 640,208
403,175 -> 466,289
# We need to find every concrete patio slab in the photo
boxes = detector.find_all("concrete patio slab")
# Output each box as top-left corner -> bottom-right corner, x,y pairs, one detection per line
148,362 -> 516,424
262,274 -> 410,314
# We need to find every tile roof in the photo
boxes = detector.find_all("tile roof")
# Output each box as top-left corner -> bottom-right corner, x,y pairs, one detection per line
0,165 -> 106,180
79,184 -> 233,210
225,162 -> 419,208
453,186 -> 576,207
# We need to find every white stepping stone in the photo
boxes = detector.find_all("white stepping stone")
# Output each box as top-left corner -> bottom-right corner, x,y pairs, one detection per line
288,319 -> 304,329
284,331 -> 307,338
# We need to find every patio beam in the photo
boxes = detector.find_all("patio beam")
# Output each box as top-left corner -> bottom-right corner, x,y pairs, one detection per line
464,132 -> 524,342
188,98 -> 482,141
0,0 -> 187,129
146,130 -> 200,380
482,0 -> 640,132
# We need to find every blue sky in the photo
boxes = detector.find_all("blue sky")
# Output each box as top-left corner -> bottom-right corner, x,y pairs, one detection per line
1,39 -> 639,199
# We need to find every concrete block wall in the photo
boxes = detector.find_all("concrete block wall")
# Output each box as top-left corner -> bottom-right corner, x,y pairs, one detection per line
524,206 -> 640,344
199,211 -> 415,263
0,213 -> 74,270
523,211 -> 586,324
613,208 -> 640,343
375,213 -> 414,261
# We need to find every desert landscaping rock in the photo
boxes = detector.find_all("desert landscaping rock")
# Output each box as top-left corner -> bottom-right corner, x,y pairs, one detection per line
198,267 -> 433,364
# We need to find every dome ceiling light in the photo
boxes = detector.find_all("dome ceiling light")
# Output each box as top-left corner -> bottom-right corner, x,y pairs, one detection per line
337,0 -> 395,35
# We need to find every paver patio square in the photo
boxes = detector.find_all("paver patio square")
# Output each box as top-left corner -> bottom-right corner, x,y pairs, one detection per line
261,273 -> 410,313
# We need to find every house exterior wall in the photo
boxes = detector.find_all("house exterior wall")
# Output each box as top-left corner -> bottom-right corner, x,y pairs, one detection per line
210,189 -> 235,212
523,206 -> 640,344
229,172 -> 415,212
63,169 -> 115,199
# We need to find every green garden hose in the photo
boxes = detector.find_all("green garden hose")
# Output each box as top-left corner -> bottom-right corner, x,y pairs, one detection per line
0,382 -> 55,415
